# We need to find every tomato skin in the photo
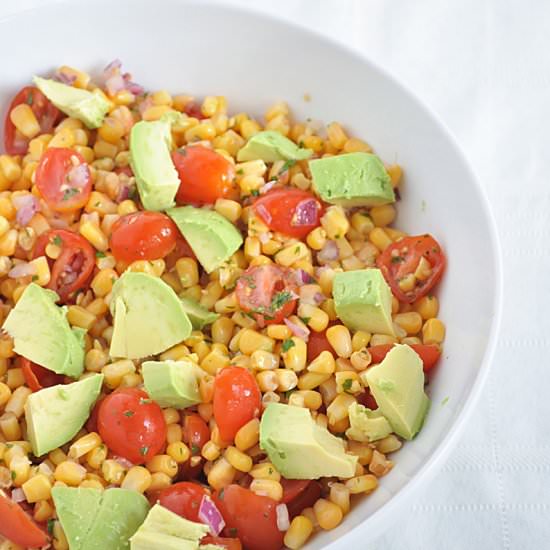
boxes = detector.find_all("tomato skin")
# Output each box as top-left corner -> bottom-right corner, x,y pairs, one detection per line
173,146 -> 237,205
253,188 -> 323,239
202,536 -> 242,550
357,388 -> 378,410
281,479 -> 321,519
183,102 -> 206,120
213,485 -> 283,550
235,265 -> 298,326
97,388 -> 167,464
33,229 -> 95,303
179,413 -> 211,479
35,148 -> 92,212
110,211 -> 178,262
376,235 -> 446,303
307,327 -> 336,363
0,491 -> 49,548
4,86 -> 60,155
368,344 -> 442,372
157,482 -> 209,523
20,357 -> 64,392
213,367 -> 261,442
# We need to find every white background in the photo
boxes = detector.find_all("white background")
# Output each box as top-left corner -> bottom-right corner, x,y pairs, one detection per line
2,0 -> 547,548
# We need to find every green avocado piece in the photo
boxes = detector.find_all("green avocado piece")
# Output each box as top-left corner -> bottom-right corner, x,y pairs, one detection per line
346,402 -> 392,442
131,532 -> 199,550
3,284 -> 85,377
333,268 -> 394,336
167,206 -> 243,273
366,344 -> 430,440
52,487 -> 150,550
237,130 -> 313,162
260,403 -> 357,479
179,296 -> 220,329
200,545 -> 225,550
33,76 -> 110,129
129,119 -> 180,211
142,360 -> 201,409
310,152 -> 395,206
25,374 -> 103,456
109,272 -> 192,360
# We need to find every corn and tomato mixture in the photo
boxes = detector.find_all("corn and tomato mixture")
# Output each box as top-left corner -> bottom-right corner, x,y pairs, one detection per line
0,61 -> 446,550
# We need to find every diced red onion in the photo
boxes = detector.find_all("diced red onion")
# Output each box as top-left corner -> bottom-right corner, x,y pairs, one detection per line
123,75 -> 144,96
9,262 -> 35,279
104,59 -> 122,75
67,163 -> 89,189
53,69 -> 77,86
291,199 -> 320,227
296,269 -> 314,285
198,495 -> 225,536
260,180 -> 277,195
105,73 -> 126,95
103,60 -> 144,96
113,456 -> 135,469
276,504 -> 290,531
317,240 -> 338,262
11,488 -> 26,503
284,318 -> 310,341
13,194 -> 40,226
258,232 -> 271,244
116,184 -> 130,203
299,286 -> 325,306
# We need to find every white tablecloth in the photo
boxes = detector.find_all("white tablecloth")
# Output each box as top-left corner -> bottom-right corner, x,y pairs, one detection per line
2,0 -> 546,548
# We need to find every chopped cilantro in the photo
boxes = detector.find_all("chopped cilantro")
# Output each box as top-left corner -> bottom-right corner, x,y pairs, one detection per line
391,256 -> 405,264
281,159 -> 296,172
282,339 -> 295,352
294,246 -> 300,254
26,92 -> 34,105
219,488 -> 225,500
278,451 -> 286,459
191,444 -> 200,455
32,275 -> 38,282
241,274 -> 256,289
47,519 -> 55,535
52,235 -> 63,246
441,396 -> 450,406
62,187 -> 79,201
342,378 -> 353,392
236,169 -> 244,175
139,446 -> 149,456
228,527 -> 238,537
10,470 -> 16,480
271,290 -> 293,310
298,140 -> 305,148
268,467 -> 274,474
251,189 -> 260,197
96,251 -> 106,258
139,398 -> 152,405
123,410 -> 134,417
284,388 -> 297,400
299,316 -> 311,325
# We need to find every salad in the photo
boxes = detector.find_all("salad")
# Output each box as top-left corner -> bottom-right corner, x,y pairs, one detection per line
0,61 -> 446,550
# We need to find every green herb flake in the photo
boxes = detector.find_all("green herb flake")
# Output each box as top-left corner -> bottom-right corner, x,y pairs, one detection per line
191,444 -> 200,455
123,410 -> 134,417
271,291 -> 293,311
32,275 -> 39,282
251,189 -> 260,197
139,398 -> 152,405
96,251 -> 106,258
52,235 -> 63,246
139,446 -> 149,456
62,187 -> 80,201
441,396 -> 450,406
281,159 -> 296,172
294,246 -> 301,254
282,339 -> 295,353
47,519 -> 55,535
391,256 -> 405,264
228,527 -> 238,537
26,92 -> 34,106
342,378 -> 353,392
219,488 -> 225,500
10,470 -> 16,481
299,316 -> 311,325
284,388 -> 297,400
236,169 -> 244,175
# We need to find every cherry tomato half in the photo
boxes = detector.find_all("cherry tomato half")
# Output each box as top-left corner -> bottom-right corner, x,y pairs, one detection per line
20,357 -> 64,392
213,367 -> 261,442
213,485 -> 284,550
110,211 -> 178,263
33,229 -> 95,303
307,327 -> 336,363
4,86 -> 60,155
173,146 -> 237,205
235,265 -> 298,326
179,413 -> 211,480
0,491 -> 49,548
201,536 -> 242,550
157,482 -> 209,523
357,388 -> 379,410
35,148 -> 92,212
253,188 -> 323,240
376,234 -> 446,303
97,388 -> 167,464
281,479 -> 322,519
368,343 -> 442,373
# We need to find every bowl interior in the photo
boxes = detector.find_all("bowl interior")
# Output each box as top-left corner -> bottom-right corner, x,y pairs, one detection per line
0,0 -> 500,547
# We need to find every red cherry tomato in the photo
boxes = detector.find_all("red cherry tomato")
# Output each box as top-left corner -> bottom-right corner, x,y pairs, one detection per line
20,357 -> 64,392
235,265 -> 298,326
97,388 -> 167,464
157,482 -> 209,523
33,229 -> 95,303
4,86 -> 60,155
357,388 -> 379,410
0,491 -> 49,548
213,485 -> 283,550
376,235 -> 446,303
179,413 -> 211,480
183,102 -> 206,120
253,188 -> 323,240
35,148 -> 92,212
213,367 -> 261,442
281,479 -> 322,519
85,395 -> 105,433
172,146 -> 237,205
110,211 -> 178,262
368,344 -> 442,373
307,327 -> 336,363
165,234 -> 197,270
201,536 -> 242,550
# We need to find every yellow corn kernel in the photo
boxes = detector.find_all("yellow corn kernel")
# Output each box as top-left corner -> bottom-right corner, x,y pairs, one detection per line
250,478 -> 283,501
74,145 -> 94,163
86,191 -> 118,215
57,66 -> 90,89
414,295 -> 439,320
214,198 -> 242,223
284,515 -> 314,549
86,297 -> 108,317
345,474 -> 378,494
394,311 -> 423,335
202,440 -> 221,462
27,256 -> 50,286
102,359 -> 136,389
86,444 -> 108,470
274,369 -> 297,392
91,269 -> 117,297
347,441 -> 374,465
176,257 -> 199,288
66,305 -> 96,330
5,386 -> 32,418
101,459 -> 126,485
93,139 -> 118,159
159,344 -> 190,362
321,206 -> 349,240
368,227 -> 393,251
328,482 -> 350,515
326,121 -> 348,149
0,197 -> 16,220
0,229 -> 17,256
326,325 -> 352,358
314,498 -> 343,530
255,367 -> 278,391
167,441 -> 191,464
386,164 -> 402,187
0,216 -> 10,238
9,454 -> 30,486
224,446 -> 253,473
298,304 -> 329,333
327,393 -> 356,425
0,411 -> 21,440
0,335 -> 15,360
343,137 -> 372,153
6,367 -> 23,389
376,434 -> 403,454
282,337 -> 307,372
73,128 -> 88,146
294,390 -> 323,410
233,418 -> 259,452
350,348 -> 372,371
305,227 -> 327,252
307,351 -> 336,375
0,382 -> 11,407
79,221 -> 108,251
275,241 -> 309,267
0,156 -> 22,182
85,347 -> 108,373
297,371 -> 331,391
34,499 -> 54,523
22,474 -> 52,503
98,117 -> 125,144
422,318 -> 446,344
68,432 -> 101,459
335,371 -> 361,394
207,457 -> 236,490
48,128 -> 75,149
162,408 -> 180,425
249,350 -> 278,371
200,348 -> 230,376
121,466 -> 152,493
352,331 -> 371,351
48,448 -> 68,466
414,255 -> 432,281
369,204 -> 396,227
238,329 -> 274,354
51,519 -> 69,550
54,461 -> 87,486
146,454 -> 178,477
264,324 -> 290,341
10,104 -> 40,139
141,472 -> 170,496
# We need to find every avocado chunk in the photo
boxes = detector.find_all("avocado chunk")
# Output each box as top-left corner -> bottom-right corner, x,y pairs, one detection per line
109,272 -> 192,360
237,130 -> 313,162
33,76 -> 110,129
25,374 -> 103,456
346,403 -> 392,442
52,487 -> 150,550
3,284 -> 85,377
200,546 -> 225,550
260,403 -> 357,479
142,360 -> 201,409
310,152 -> 395,206
129,119 -> 180,211
333,268 -> 395,335
365,344 -> 430,440
180,297 -> 220,329
167,206 -> 243,273
130,503 -> 209,550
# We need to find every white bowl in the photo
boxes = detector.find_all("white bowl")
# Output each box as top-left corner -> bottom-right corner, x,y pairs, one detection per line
0,0 -> 502,547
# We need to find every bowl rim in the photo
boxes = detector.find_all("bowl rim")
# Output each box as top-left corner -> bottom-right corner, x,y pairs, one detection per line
0,0 -> 503,546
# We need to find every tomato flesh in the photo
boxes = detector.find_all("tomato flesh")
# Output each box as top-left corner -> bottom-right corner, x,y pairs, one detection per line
20,357 -> 64,392
368,344 -> 442,372
202,536 -> 242,550
157,482 -> 209,523
33,229 -> 95,303
35,148 -> 92,212
179,413 -> 211,480
110,211 -> 178,262
376,234 -> 446,303
4,86 -> 60,155
281,479 -> 322,519
253,188 -> 323,239
97,388 -> 167,464
235,265 -> 298,326
307,327 -> 336,363
213,367 -> 261,442
213,485 -> 283,550
173,146 -> 237,205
